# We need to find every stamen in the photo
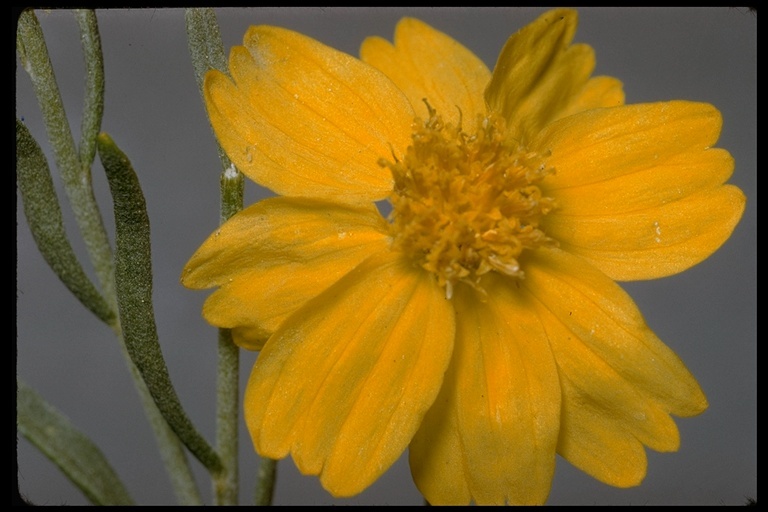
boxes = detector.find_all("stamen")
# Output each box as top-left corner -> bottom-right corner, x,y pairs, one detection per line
380,107 -> 557,298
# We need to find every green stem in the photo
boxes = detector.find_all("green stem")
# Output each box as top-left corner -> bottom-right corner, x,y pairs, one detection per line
214,329 -> 240,505
254,458 -> 278,506
115,337 -> 204,505
17,9 -> 115,306
186,8 -> 252,505
213,158 -> 245,505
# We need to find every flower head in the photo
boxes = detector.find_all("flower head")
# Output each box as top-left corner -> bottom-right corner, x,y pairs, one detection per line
182,9 -> 745,505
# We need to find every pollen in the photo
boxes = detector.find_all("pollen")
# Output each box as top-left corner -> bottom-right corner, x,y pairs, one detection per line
380,103 -> 558,299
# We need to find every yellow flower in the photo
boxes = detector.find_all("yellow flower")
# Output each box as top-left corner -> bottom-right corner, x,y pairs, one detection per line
182,9 -> 745,505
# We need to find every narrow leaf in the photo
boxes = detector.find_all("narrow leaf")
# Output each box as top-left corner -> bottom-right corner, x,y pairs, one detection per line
185,8 -> 240,175
17,8 -> 116,305
16,119 -> 115,324
74,10 -> 105,168
185,8 -> 230,88
17,379 -> 134,505
97,132 -> 222,475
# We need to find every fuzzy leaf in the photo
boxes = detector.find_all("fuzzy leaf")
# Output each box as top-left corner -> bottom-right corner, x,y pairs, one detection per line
97,132 -> 222,475
17,379 -> 134,505
16,119 -> 115,324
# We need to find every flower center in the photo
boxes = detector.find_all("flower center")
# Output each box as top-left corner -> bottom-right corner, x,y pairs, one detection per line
380,103 -> 557,299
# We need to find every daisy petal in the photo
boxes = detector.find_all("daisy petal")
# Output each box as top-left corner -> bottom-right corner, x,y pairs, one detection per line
557,76 -> 625,118
409,391 -> 470,504
535,101 -> 729,190
244,251 -> 455,497
548,148 -> 735,216
520,249 -> 706,484
410,276 -> 560,505
536,304 -> 680,487
546,186 -> 745,280
361,18 -> 491,125
523,248 -> 708,417
485,9 -> 596,142
182,197 -> 389,349
535,101 -> 746,280
204,26 -> 415,204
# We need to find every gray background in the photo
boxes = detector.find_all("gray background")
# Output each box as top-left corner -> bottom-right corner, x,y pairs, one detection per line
16,7 -> 756,506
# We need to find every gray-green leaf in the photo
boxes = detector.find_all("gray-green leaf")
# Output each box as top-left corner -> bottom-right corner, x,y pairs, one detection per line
74,9 -> 105,169
17,379 -> 134,505
16,119 -> 115,325
97,132 -> 222,475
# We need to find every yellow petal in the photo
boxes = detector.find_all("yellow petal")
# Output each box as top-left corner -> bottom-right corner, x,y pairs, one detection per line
534,101 -> 746,280
556,75 -> 625,118
409,390 -> 470,504
410,275 -> 560,505
538,306 -> 679,487
485,9 -> 597,142
182,197 -> 389,349
518,248 -> 706,485
522,248 -> 708,419
534,101 -> 728,189
204,26 -> 415,204
244,251 -> 455,497
360,18 -> 491,125
548,149 -> 735,216
546,186 -> 745,280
